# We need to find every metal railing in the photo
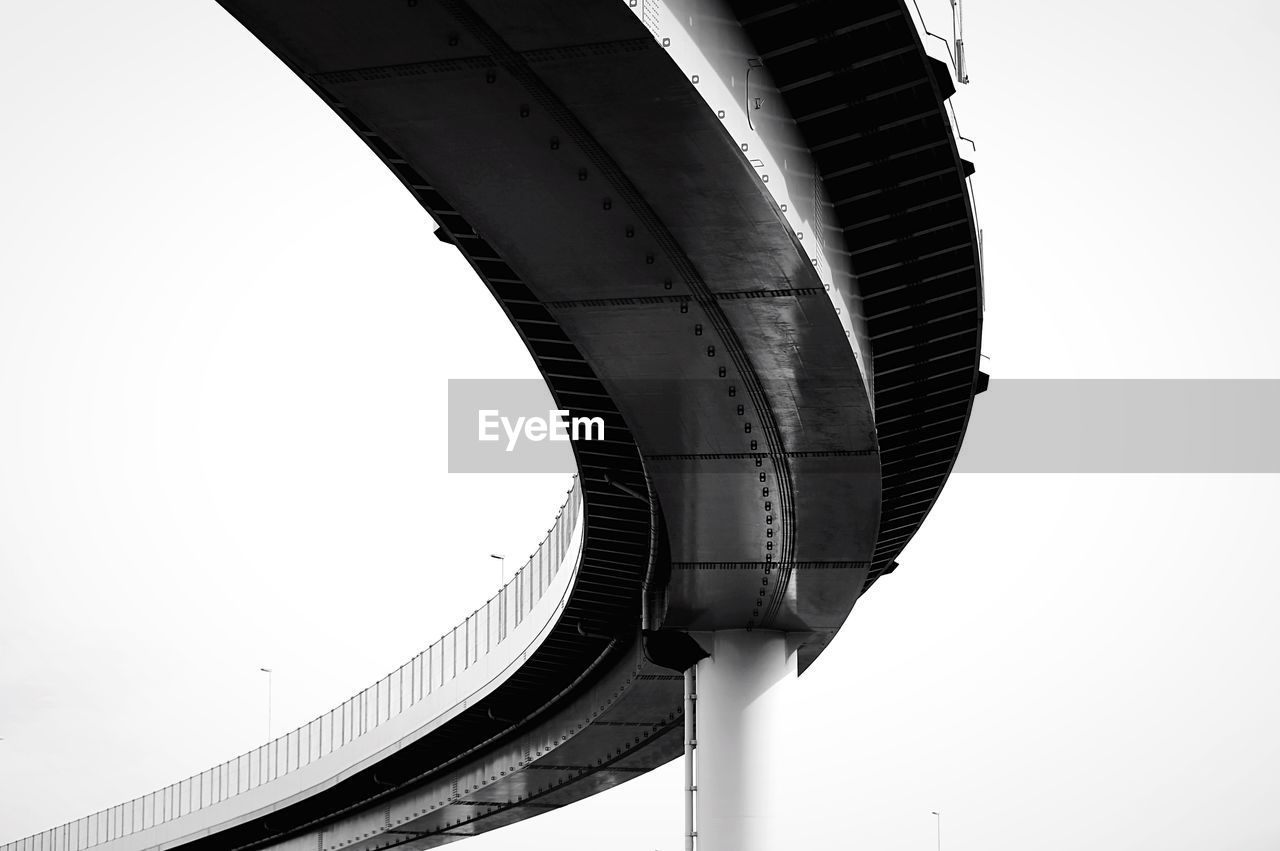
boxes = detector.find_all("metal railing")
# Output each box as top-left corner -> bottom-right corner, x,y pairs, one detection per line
2,478 -> 584,851
904,0 -> 985,292
909,0 -> 967,84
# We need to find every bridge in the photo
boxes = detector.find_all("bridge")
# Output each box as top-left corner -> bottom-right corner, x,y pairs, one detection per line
2,1 -> 983,849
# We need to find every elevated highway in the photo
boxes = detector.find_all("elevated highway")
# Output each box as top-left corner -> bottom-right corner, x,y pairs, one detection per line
3,1 -> 983,849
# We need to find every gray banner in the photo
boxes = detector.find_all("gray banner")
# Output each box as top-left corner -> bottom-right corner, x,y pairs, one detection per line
955,379 -> 1280,473
448,379 -> 1280,474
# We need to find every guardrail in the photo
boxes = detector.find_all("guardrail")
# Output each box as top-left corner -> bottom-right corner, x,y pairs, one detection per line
2,478 -> 583,851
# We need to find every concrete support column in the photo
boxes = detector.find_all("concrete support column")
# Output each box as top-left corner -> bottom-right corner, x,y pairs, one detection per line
693,630 -> 796,851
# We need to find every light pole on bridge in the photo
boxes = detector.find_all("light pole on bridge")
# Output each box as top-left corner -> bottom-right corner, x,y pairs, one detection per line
260,668 -> 273,741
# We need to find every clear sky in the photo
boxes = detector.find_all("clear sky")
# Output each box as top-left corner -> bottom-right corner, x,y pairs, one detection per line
1,1 -> 1278,849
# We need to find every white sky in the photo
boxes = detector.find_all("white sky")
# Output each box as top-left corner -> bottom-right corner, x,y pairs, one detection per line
2,1 -> 1279,849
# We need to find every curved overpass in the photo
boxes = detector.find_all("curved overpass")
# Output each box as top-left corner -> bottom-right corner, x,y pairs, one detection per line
3,1 -> 983,849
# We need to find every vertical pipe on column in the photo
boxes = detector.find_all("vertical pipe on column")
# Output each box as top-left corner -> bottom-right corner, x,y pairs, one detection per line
684,666 -> 697,851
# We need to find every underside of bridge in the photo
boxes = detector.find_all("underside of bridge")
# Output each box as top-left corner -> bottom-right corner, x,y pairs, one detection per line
2,2 -> 982,851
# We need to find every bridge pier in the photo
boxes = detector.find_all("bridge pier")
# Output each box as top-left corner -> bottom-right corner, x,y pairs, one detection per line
692,630 -> 797,851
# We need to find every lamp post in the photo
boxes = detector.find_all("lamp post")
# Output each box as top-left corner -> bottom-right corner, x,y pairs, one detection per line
260,668 -> 273,741
931,811 -> 941,851
490,554 -> 505,585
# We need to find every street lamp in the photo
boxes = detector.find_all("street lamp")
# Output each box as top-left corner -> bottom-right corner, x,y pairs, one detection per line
490,554 -> 505,585
932,811 -> 941,851
260,668 -> 273,741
